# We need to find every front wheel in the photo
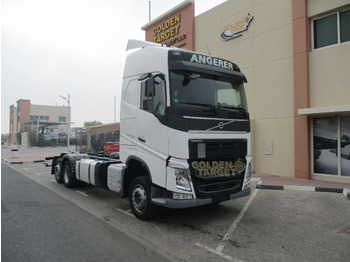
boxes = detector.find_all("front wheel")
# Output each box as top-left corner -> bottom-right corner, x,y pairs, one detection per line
129,177 -> 158,220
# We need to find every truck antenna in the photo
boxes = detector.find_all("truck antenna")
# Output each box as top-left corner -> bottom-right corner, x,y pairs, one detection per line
206,43 -> 211,55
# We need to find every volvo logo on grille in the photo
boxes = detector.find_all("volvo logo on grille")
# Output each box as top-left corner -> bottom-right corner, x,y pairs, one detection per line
191,139 -> 203,143
207,120 -> 235,131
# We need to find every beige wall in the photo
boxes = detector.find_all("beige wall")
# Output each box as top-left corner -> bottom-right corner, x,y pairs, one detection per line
85,123 -> 120,152
308,0 -> 350,109
30,105 -> 69,123
308,0 -> 350,17
309,44 -> 350,108
195,0 -> 295,176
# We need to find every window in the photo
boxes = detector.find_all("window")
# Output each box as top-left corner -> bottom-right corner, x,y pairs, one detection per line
313,10 -> 350,49
341,116 -> 350,176
140,75 -> 166,116
153,76 -> 166,116
314,14 -> 338,49
169,71 -> 248,119
30,115 -> 49,121
124,80 -> 140,107
59,116 -> 66,122
313,116 -> 350,176
340,10 -> 350,43
313,117 -> 338,175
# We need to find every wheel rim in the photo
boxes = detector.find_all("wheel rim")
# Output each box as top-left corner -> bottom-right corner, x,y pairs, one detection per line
63,165 -> 69,184
55,164 -> 61,179
132,185 -> 147,213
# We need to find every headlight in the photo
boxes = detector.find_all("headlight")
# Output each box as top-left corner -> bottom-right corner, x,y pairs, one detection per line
174,168 -> 192,191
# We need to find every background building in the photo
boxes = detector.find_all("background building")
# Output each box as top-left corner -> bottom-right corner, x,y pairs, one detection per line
84,122 -> 120,153
142,0 -> 350,183
9,99 -> 70,145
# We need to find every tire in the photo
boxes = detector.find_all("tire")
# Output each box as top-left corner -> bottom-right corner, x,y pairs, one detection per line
129,177 -> 158,220
51,139 -> 57,147
54,159 -> 63,183
63,160 -> 78,188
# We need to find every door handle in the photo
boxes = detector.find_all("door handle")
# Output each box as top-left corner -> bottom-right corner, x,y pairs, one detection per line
138,137 -> 146,143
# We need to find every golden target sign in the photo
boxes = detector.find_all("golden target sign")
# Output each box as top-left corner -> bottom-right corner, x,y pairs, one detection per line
191,160 -> 245,178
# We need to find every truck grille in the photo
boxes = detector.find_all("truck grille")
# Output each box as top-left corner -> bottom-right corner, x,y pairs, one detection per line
188,139 -> 247,199
198,180 -> 241,194
189,139 -> 247,159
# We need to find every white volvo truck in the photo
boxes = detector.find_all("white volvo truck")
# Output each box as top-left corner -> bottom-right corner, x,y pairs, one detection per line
50,39 -> 252,220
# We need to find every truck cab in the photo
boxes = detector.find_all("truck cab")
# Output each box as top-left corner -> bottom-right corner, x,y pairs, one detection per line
120,40 -> 251,219
50,39 -> 252,220
39,125 -> 59,146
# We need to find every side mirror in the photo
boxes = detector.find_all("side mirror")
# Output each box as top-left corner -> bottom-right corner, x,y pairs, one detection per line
142,78 -> 155,111
183,73 -> 200,86
141,73 -> 165,115
145,77 -> 155,97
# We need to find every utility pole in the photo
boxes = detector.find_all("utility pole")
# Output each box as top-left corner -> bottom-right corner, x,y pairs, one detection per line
149,1 -> 151,22
114,96 -> 116,122
59,94 -> 71,150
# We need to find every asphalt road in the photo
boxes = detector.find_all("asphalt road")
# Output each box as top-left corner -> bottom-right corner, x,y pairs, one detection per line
1,164 -> 170,262
2,158 -> 350,262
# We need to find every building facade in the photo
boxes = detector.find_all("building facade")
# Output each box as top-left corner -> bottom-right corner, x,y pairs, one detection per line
142,0 -> 350,183
9,99 -> 70,144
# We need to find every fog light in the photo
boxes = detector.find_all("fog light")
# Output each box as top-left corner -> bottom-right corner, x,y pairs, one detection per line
173,192 -> 193,200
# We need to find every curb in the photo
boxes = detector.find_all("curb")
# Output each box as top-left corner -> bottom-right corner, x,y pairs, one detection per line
256,183 -> 350,200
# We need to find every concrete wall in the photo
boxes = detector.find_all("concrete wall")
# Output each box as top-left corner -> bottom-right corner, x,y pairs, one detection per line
309,44 -> 350,108
30,105 -> 69,123
195,0 -> 295,176
308,0 -> 350,111
308,0 -> 350,109
308,0 -> 350,17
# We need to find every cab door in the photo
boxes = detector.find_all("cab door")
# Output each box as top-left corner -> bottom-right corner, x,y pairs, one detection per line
137,74 -> 169,187
120,78 -> 140,162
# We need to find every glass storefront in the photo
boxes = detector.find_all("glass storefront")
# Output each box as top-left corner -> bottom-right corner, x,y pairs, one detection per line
313,116 -> 350,176
341,116 -> 350,176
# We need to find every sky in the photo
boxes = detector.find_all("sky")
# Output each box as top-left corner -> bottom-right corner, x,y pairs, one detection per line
1,0 -> 227,134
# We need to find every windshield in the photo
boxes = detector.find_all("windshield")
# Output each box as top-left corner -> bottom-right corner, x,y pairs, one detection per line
169,71 -> 248,118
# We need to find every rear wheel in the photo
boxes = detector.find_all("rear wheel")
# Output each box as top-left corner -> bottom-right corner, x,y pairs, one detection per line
129,177 -> 158,220
54,159 -> 63,183
63,161 -> 77,188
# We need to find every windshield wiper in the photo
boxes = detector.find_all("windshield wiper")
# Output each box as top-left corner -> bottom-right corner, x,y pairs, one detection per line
178,102 -> 216,110
217,104 -> 246,112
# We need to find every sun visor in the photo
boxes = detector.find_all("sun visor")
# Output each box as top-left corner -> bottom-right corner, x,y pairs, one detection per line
169,60 -> 247,83
168,50 -> 247,83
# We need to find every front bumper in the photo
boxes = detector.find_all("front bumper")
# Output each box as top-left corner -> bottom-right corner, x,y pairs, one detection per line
151,187 -> 250,209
